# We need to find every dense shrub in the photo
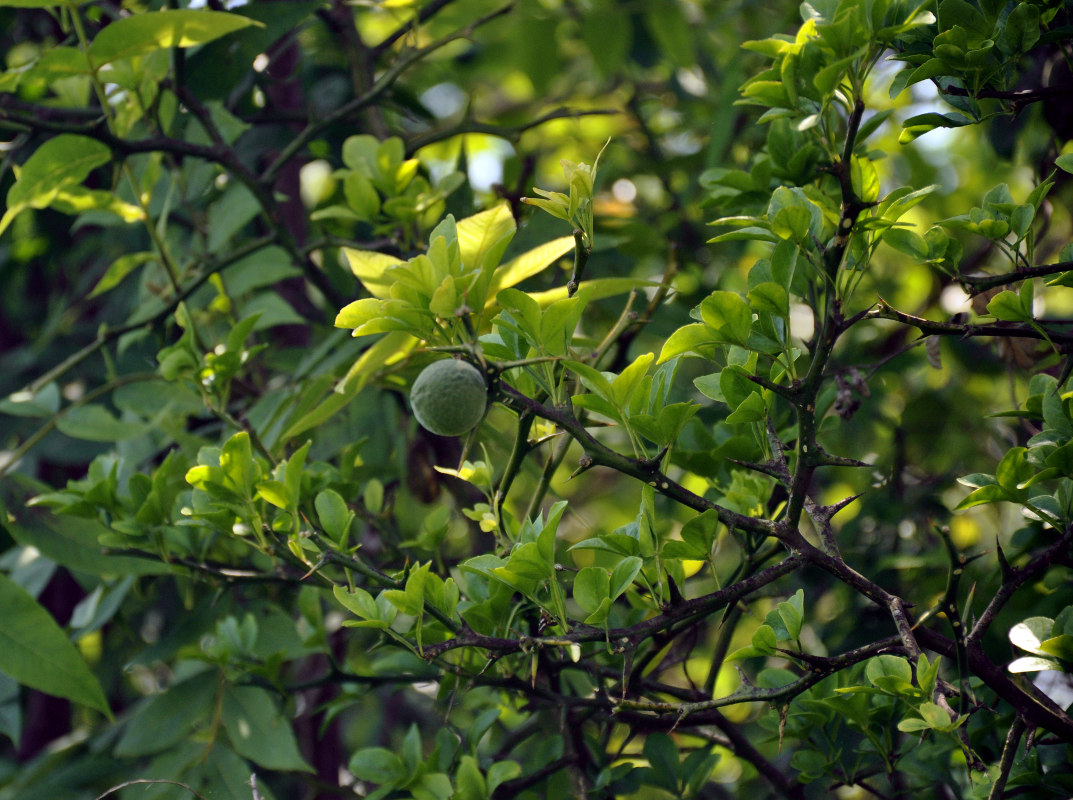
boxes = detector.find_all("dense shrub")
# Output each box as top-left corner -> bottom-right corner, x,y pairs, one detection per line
1,1 -> 1071,798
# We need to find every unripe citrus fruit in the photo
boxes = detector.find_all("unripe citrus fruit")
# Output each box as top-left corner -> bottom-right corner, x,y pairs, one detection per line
410,358 -> 488,437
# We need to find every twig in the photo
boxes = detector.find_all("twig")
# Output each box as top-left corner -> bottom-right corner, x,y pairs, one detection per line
262,3 -> 514,184
988,715 -> 1027,800
420,554 -> 804,659
567,228 -> 591,297
405,107 -> 619,154
15,233 -> 276,398
869,299 -> 1073,345
95,780 -> 209,800
958,260 -> 1073,293
497,383 -> 780,539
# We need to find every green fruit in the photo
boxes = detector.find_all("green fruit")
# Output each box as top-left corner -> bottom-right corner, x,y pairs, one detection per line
410,358 -> 488,437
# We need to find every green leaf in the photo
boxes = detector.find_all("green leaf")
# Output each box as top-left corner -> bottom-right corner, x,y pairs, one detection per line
643,733 -> 681,792
529,277 -> 658,307
938,0 -> 990,37
850,156 -> 880,203
682,749 -> 721,795
412,772 -> 454,800
569,534 -> 640,557
429,274 -> 459,317
317,489 -> 354,543
457,202 -> 515,273
0,384 -> 60,418
658,324 -> 720,363
751,624 -> 777,655
875,185 -> 939,225
349,747 -> 409,786
740,79 -> 790,108
916,653 -> 940,697
957,472 -> 996,489
343,172 -> 380,219
995,447 -> 1033,491
747,282 -> 788,317
882,227 -> 930,259
89,252 -> 155,298
88,10 -> 260,66
866,654 -> 912,684
1039,634 -> 1073,662
333,585 -> 383,624
256,479 -> 291,510
55,404 -> 149,442
898,112 -> 973,143
918,700 -> 953,729
115,672 -> 216,757
5,493 -> 169,576
455,755 -> 487,800
954,483 -> 1013,509
565,360 -> 615,402
342,250 -> 405,300
573,567 -> 610,615
401,723 -> 422,772
896,716 -> 931,733
1055,154 -> 1073,175
282,440 -> 310,507
609,556 -> 642,600
725,391 -> 767,424
487,760 -> 521,794
383,565 -> 430,616
987,290 -> 1030,322
222,686 -> 313,772
1009,616 -> 1053,656
693,372 -> 724,402
0,135 -> 111,238
699,291 -> 753,345
0,573 -> 111,717
611,353 -> 654,408
768,185 -> 823,242
777,595 -> 803,639
1008,656 -> 1060,673
719,365 -> 760,407
219,431 -> 258,497
485,236 -> 577,302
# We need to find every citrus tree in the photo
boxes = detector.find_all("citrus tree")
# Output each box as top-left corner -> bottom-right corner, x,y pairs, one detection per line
1,0 -> 1072,798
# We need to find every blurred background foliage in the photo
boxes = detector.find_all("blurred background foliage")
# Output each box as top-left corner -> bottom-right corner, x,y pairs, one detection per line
0,0 -> 1071,798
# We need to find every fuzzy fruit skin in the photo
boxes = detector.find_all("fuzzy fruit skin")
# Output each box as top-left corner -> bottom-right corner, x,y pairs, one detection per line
410,359 -> 488,437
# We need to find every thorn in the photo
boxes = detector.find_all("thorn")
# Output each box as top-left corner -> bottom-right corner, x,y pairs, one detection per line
735,665 -> 755,688
299,552 -> 330,580
826,493 -> 864,516
641,445 -> 670,471
567,454 -> 594,481
728,458 -> 790,482
996,538 -> 1015,580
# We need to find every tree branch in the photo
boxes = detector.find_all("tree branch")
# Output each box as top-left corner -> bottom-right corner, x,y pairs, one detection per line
959,260 -> 1073,293
869,299 -> 1073,345
420,554 -> 805,659
496,382 -> 781,539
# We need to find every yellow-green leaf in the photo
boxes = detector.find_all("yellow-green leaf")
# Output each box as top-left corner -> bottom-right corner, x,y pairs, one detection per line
457,202 -> 515,272
485,236 -> 575,303
342,249 -> 404,299
89,10 -> 261,66
335,298 -> 384,330
0,134 -> 111,238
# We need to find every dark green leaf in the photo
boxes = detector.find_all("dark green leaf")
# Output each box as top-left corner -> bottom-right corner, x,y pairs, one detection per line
221,686 -> 313,772
0,573 -> 111,717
